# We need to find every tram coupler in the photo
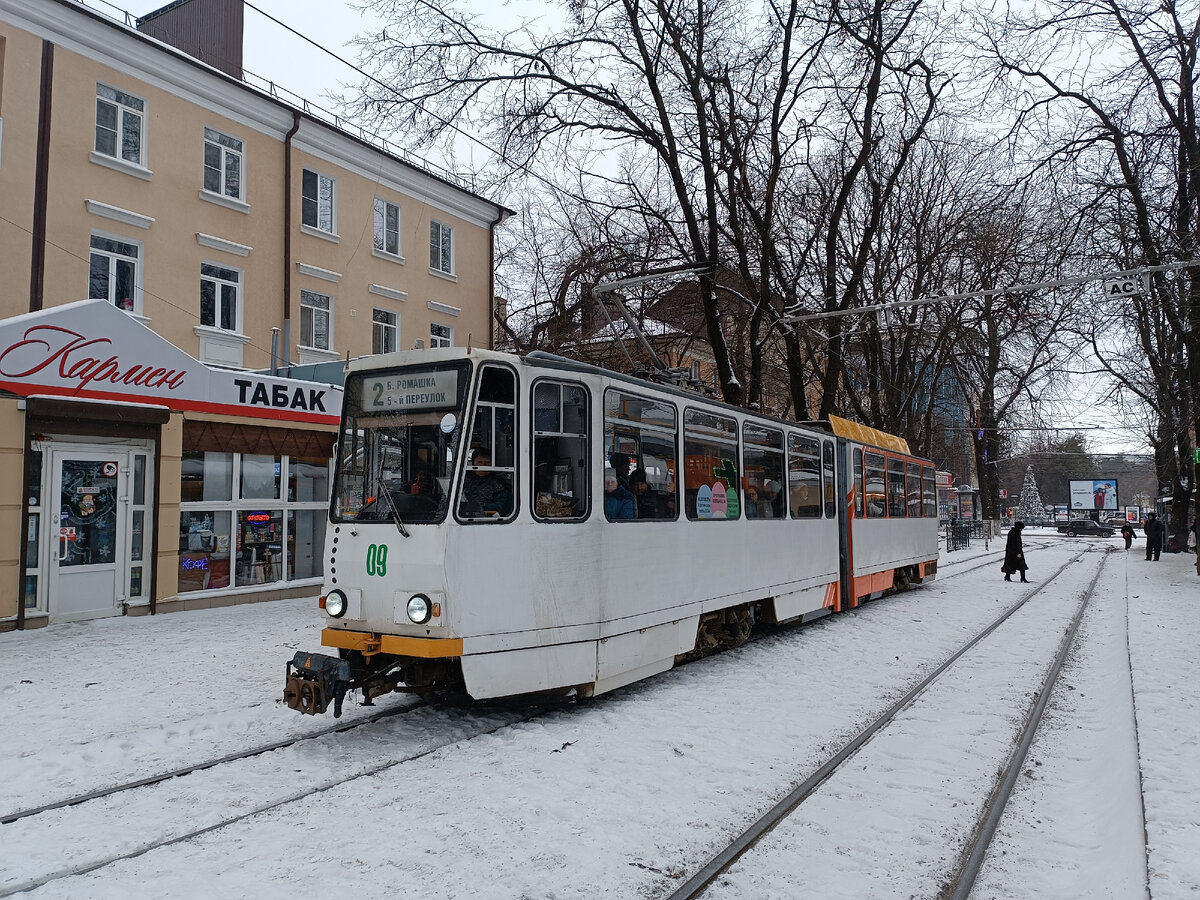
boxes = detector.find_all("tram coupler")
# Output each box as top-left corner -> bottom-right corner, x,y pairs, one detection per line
284,652 -> 352,718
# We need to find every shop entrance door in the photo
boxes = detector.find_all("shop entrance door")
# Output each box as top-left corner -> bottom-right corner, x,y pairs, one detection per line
47,445 -> 151,622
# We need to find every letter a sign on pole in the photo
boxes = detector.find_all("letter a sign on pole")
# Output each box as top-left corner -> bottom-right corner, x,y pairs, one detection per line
1103,273 -> 1143,299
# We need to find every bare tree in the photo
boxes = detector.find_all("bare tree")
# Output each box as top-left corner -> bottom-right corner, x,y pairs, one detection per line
983,0 -> 1200,546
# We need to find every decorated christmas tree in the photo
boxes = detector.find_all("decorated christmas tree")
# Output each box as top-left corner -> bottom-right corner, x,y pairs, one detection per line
1017,465 -> 1044,523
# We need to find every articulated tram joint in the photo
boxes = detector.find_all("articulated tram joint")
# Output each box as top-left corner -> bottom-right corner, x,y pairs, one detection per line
284,651 -> 353,717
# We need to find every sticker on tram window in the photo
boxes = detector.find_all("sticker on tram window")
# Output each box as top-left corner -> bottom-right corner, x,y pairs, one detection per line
364,370 -> 459,411
366,543 -> 388,577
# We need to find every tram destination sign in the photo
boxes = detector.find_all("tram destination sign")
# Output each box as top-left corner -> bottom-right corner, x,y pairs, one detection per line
363,369 -> 458,411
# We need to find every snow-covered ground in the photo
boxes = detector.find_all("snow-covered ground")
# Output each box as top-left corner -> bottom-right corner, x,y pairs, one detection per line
1,531 -> 1197,899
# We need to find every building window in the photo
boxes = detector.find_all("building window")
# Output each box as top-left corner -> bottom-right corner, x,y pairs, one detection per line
372,308 -> 398,354
203,127 -> 243,199
430,322 -> 452,348
430,220 -> 453,273
200,263 -> 240,332
95,83 -> 145,165
299,289 -> 332,350
301,168 -> 335,233
89,234 -> 140,313
374,197 -> 401,256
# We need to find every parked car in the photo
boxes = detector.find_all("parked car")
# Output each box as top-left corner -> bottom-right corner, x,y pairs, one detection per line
1057,519 -> 1115,537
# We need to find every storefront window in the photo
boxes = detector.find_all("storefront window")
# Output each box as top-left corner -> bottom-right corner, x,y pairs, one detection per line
240,455 -> 280,500
178,510 -> 232,593
181,451 -> 233,502
288,456 -> 330,503
237,509 -> 282,585
179,452 -> 327,594
288,509 -> 325,580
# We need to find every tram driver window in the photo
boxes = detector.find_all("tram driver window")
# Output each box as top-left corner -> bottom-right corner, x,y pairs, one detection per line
458,366 -> 516,520
533,380 -> 588,520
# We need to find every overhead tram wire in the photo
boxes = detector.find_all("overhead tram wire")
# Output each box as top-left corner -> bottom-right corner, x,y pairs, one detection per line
782,259 -> 1200,323
240,1 -> 594,208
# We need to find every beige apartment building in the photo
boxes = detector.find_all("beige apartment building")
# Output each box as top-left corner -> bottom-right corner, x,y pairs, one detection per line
0,0 -> 509,629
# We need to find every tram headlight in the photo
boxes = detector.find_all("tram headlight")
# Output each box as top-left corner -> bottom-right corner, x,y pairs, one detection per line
324,589 -> 348,619
406,593 -> 433,624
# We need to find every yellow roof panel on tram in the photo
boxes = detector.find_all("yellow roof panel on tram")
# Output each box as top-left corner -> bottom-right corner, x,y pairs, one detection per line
826,414 -> 911,455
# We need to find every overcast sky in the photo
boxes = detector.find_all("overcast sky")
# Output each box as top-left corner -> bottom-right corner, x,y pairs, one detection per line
110,0 -> 1152,456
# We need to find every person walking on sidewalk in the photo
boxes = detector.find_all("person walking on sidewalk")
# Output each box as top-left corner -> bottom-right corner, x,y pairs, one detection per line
1002,521 -> 1029,583
1121,522 -> 1135,549
1144,512 -> 1165,561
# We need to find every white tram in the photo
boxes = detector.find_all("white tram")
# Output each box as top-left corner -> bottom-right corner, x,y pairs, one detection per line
284,348 -> 939,716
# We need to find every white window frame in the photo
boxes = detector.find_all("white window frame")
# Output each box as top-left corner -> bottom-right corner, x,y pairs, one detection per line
301,168 -> 336,235
429,220 -> 454,274
94,83 -> 146,167
89,232 -> 143,315
430,321 -> 453,348
373,197 -> 403,260
372,308 -> 398,354
203,127 -> 244,201
299,289 -> 333,350
200,261 -> 242,333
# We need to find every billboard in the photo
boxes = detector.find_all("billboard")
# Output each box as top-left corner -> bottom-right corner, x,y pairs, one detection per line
1069,479 -> 1119,511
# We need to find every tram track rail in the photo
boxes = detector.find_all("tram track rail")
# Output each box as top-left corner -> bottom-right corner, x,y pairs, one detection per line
0,548 -> 1005,833
664,544 -> 1107,900
0,697 -> 423,826
0,702 -> 547,899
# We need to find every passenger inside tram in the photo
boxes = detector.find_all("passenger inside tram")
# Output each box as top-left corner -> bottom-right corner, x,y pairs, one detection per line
459,450 -> 513,518
603,468 -> 635,520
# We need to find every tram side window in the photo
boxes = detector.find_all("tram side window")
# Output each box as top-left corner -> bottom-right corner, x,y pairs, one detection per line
788,433 -> 821,518
853,447 -> 864,518
533,380 -> 588,521
907,461 -> 923,517
743,423 -> 784,519
683,409 -> 739,520
823,440 -> 837,518
603,390 -> 678,521
458,366 -> 516,521
864,451 -> 886,518
887,457 -> 907,518
922,466 -> 937,518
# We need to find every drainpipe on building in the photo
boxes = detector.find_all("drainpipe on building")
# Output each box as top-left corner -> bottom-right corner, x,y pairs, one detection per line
28,41 -> 54,313
488,205 -> 511,350
282,112 -> 301,370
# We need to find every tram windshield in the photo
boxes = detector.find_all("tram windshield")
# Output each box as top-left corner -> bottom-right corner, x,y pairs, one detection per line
333,362 -> 470,524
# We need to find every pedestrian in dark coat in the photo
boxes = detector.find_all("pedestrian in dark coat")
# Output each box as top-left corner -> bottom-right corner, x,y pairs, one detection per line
1001,521 -> 1029,582
1121,522 -> 1135,549
1144,512 -> 1165,561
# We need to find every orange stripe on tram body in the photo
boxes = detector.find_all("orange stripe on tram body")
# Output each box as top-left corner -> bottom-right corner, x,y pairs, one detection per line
322,628 -> 464,659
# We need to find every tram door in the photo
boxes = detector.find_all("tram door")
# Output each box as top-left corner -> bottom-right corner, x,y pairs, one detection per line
45,443 -> 154,622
